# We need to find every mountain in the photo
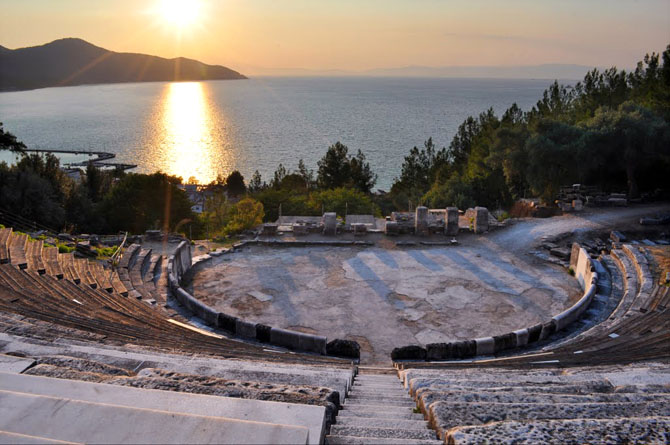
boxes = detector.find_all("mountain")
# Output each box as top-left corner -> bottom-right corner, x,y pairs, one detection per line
0,38 -> 246,91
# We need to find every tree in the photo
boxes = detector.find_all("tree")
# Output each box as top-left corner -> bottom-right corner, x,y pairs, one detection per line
0,123 -> 26,153
308,187 -> 379,217
223,198 -> 264,235
99,172 -> 194,234
278,173 -> 308,192
270,164 -> 287,189
248,170 -> 265,193
224,170 -> 246,197
525,119 -> 585,202
297,159 -> 315,189
202,190 -> 230,235
583,101 -> 669,198
391,138 -> 448,205
316,142 -> 376,193
349,149 -> 377,194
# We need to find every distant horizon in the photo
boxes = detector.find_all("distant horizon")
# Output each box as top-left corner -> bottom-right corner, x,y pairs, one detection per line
2,37 -> 614,81
2,0 -> 667,77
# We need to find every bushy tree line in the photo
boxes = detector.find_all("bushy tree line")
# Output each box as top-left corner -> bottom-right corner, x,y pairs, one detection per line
0,124 -> 378,236
390,45 -> 670,209
1,44 -> 668,237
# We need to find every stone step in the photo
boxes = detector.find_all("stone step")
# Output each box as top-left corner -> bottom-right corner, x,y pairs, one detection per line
0,372 -> 324,445
0,354 -> 35,374
337,410 -> 424,421
352,383 -> 404,390
445,417 -> 670,444
429,400 -> 670,434
0,430 -> 79,444
336,417 -> 428,430
355,376 -> 400,382
350,386 -> 407,392
344,399 -> 417,408
416,389 -> 670,406
410,382 -> 614,395
347,394 -> 411,403
357,367 -> 398,375
0,390 -> 309,445
330,425 -> 437,441
326,435 -> 441,445
348,391 -> 409,399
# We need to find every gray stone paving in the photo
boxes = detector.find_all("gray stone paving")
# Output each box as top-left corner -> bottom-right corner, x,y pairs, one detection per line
192,244 -> 581,364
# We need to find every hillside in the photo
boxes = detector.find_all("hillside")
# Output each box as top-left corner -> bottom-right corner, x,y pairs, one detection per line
0,38 -> 246,91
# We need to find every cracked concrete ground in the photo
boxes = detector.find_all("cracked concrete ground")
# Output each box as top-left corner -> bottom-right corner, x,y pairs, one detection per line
191,243 -> 581,364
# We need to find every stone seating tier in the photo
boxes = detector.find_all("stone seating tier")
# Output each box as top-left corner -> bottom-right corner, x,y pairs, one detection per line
395,243 -> 669,369
0,260 -> 351,367
399,364 -> 670,443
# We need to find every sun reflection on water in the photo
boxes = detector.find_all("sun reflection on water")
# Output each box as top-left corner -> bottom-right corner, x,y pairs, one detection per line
154,81 -> 230,183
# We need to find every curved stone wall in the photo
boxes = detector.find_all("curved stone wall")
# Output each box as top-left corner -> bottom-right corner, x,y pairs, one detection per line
392,242 -> 599,361
167,240 -> 360,359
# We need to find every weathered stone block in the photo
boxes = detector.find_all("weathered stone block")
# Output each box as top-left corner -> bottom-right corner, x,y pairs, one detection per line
385,221 -> 399,235
323,212 -> 337,236
270,327 -> 300,350
527,323 -> 543,343
445,207 -> 459,235
493,332 -> 517,352
474,207 -> 489,234
217,312 -> 238,333
414,206 -> 429,235
569,243 -> 581,270
391,345 -> 427,361
236,319 -> 257,339
514,328 -> 529,347
260,223 -> 278,236
352,223 -> 367,236
255,324 -> 271,343
475,337 -> 495,355
426,343 -> 451,360
451,340 -> 477,358
539,319 -> 557,340
326,339 -> 360,359
298,334 -> 327,355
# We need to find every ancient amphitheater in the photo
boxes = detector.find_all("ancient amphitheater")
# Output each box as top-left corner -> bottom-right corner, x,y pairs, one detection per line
0,204 -> 669,444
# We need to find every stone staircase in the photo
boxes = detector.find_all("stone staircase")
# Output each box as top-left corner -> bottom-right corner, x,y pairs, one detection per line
327,370 -> 441,444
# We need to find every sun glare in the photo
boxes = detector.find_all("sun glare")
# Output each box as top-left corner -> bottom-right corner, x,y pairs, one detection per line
158,0 -> 201,29
153,82 -> 230,184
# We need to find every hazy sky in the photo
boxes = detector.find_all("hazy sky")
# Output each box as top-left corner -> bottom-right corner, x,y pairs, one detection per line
1,0 -> 669,74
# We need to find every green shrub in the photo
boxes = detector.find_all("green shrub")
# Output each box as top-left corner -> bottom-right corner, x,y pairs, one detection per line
58,244 -> 74,253
95,246 -> 117,257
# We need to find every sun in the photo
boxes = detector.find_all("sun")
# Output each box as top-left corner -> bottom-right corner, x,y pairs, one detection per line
157,0 -> 202,29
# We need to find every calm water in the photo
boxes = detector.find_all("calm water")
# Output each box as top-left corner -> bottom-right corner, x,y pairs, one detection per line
0,77 -> 553,190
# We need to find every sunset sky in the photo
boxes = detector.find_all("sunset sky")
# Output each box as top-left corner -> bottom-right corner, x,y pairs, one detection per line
1,0 -> 669,75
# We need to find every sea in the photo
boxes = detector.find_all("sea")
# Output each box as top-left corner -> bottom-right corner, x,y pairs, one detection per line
0,77 -> 557,190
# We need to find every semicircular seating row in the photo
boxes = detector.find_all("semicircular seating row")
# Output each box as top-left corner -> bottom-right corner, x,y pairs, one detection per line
391,242 -> 670,443
0,227 -> 352,368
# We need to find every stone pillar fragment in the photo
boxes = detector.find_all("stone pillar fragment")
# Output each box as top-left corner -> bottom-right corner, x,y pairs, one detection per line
415,206 -> 428,235
323,212 -> 337,236
473,207 -> 489,234
385,221 -> 399,235
445,207 -> 459,236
